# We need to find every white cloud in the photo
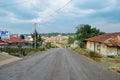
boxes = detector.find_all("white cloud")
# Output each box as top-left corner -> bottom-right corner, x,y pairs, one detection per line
91,20 -> 120,33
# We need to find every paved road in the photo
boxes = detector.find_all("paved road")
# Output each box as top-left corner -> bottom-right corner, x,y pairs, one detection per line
0,48 -> 120,80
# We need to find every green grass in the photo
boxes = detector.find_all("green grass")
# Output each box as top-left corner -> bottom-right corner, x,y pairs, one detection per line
72,47 -> 120,74
39,45 -> 45,51
0,48 -> 41,57
51,44 -> 57,48
72,47 -> 102,58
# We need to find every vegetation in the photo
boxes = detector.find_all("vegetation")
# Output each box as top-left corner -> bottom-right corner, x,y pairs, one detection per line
0,48 -> 20,54
0,46 -> 48,57
76,24 -> 105,47
41,33 -> 74,37
0,48 -> 40,57
67,36 -> 75,44
51,44 -> 57,48
31,29 -> 43,48
72,47 -> 102,60
20,34 -> 25,39
39,46 -> 45,51
72,47 -> 120,74
107,55 -> 115,58
45,42 -> 51,49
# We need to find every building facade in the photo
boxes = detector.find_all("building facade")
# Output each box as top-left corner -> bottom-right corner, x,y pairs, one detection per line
86,32 -> 120,56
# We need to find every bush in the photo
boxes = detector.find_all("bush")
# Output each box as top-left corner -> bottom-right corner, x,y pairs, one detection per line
107,55 -> 115,58
46,42 -> 51,49
90,51 -> 96,57
89,51 -> 102,58
51,44 -> 56,48
0,48 -> 20,54
39,46 -> 45,51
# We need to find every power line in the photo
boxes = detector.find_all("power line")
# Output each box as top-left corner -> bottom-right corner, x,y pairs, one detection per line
47,0 -> 72,17
0,0 -> 31,7
54,0 -> 72,13
39,0 -> 72,22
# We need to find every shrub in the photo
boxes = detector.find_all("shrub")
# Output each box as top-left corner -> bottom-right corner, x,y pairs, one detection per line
46,42 -> 51,49
89,51 -> 102,58
39,46 -> 45,51
51,44 -> 56,48
107,55 -> 115,58
90,51 -> 96,57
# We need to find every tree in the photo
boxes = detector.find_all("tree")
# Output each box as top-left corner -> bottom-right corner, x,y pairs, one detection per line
67,36 -> 74,44
20,34 -> 25,40
76,24 -> 105,47
31,29 -> 42,48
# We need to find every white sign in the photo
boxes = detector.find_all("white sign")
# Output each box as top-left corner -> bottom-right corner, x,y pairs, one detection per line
0,31 -> 10,40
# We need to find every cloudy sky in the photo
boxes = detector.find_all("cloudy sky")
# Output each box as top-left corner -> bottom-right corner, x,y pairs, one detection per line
0,0 -> 120,34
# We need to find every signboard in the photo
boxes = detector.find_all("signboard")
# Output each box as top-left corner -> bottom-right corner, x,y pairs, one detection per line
0,31 -> 10,40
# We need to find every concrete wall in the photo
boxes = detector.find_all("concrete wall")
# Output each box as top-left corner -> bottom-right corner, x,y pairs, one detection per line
86,41 -> 119,56
107,47 -> 118,56
86,41 -> 94,51
100,44 -> 107,56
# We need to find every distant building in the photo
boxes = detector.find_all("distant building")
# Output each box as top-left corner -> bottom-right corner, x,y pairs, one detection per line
6,36 -> 26,48
86,32 -> 120,56
0,31 -> 10,40
44,35 -> 64,43
0,40 -> 8,48
25,36 -> 33,43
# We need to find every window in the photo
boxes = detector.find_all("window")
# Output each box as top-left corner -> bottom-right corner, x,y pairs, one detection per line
95,43 -> 100,51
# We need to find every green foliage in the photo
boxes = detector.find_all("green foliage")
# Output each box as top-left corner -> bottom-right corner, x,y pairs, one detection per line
45,42 -> 51,49
20,34 -> 25,39
51,44 -> 56,48
39,46 -> 45,51
89,51 -> 102,58
0,48 -> 40,57
41,33 -> 74,37
31,29 -> 43,48
67,36 -> 74,44
90,51 -> 96,57
76,24 -> 105,47
0,48 -> 20,54
107,55 -> 115,58
72,47 -> 101,58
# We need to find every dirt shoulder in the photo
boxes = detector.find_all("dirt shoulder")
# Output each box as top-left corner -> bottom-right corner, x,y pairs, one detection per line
0,52 -> 22,67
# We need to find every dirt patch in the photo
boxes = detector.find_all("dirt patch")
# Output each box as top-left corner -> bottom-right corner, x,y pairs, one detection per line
0,57 -> 22,65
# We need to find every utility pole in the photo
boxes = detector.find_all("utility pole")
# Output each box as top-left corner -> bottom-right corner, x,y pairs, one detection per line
34,23 -> 37,49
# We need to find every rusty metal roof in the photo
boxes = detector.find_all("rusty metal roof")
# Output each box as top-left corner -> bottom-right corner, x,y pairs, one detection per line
86,32 -> 120,46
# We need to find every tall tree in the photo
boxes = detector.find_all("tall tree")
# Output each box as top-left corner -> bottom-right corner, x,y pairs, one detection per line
31,29 -> 42,48
76,24 -> 105,47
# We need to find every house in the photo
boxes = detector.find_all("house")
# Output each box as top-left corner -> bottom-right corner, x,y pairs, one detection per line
86,32 -> 120,56
0,40 -> 8,48
6,36 -> 26,48
25,36 -> 33,43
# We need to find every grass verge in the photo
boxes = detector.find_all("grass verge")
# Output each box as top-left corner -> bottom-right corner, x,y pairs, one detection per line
72,47 -> 120,75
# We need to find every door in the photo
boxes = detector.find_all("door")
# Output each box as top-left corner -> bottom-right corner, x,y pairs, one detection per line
118,48 -> 120,56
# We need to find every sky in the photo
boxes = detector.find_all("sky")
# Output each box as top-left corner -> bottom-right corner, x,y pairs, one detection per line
0,0 -> 120,34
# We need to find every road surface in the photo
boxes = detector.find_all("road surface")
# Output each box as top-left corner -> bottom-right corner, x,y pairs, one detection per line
0,48 -> 120,80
